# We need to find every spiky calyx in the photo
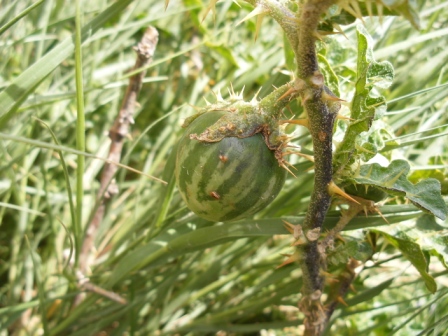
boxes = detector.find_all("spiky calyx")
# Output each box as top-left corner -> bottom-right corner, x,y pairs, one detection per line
183,82 -> 301,163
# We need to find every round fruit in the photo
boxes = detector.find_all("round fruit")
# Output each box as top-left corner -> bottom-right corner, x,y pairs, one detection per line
344,183 -> 388,203
175,111 -> 287,222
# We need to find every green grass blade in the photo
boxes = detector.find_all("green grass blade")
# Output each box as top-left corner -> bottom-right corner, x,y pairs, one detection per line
0,0 -> 133,128
0,0 -> 45,36
74,0 -> 86,267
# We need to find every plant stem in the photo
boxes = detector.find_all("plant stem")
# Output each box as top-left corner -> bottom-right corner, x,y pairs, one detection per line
293,1 -> 336,335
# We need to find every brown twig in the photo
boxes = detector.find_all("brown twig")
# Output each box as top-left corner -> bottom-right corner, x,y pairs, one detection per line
79,27 -> 159,273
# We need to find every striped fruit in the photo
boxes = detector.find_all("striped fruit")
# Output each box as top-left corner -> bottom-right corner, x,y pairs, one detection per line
176,111 -> 287,222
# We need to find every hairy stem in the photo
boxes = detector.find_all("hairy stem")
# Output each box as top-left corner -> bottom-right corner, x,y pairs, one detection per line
243,0 -> 299,49
294,1 -> 336,335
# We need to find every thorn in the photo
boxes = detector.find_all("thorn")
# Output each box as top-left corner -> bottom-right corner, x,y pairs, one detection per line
373,205 -> 389,224
336,114 -> 353,121
217,89 -> 224,101
238,85 -> 245,99
321,271 -> 338,279
203,97 -> 212,105
282,220 -> 295,235
362,204 -> 369,217
211,90 -> 224,102
282,220 -> 304,240
280,162 -> 297,178
349,284 -> 357,293
282,150 -> 314,163
332,23 -> 348,39
335,233 -> 345,242
365,0 -> 373,20
350,0 -> 365,23
276,134 -> 291,142
280,253 -> 292,257
302,90 -> 313,104
312,30 -> 324,41
165,0 -> 169,10
377,1 -> 384,25
254,13 -> 266,41
229,82 -> 236,97
276,253 -> 298,269
316,30 -> 341,37
340,3 -> 363,22
328,181 -> 360,205
251,87 -> 262,103
283,159 -> 298,170
322,90 -> 346,103
336,296 -> 349,307
236,6 -> 269,26
292,239 -> 307,246
279,119 -> 310,129
325,277 -> 340,285
277,87 -> 298,102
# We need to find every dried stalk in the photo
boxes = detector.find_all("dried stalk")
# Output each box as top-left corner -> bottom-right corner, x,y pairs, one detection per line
79,27 -> 159,273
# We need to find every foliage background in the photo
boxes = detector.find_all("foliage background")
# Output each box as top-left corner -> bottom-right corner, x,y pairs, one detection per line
0,0 -> 447,335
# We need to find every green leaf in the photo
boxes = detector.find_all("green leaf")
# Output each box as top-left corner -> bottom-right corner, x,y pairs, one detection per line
318,54 -> 340,97
367,61 -> 394,89
358,141 -> 377,162
351,160 -> 448,220
327,239 -> 373,266
333,25 -> 394,175
372,227 -> 438,293
415,215 -> 448,268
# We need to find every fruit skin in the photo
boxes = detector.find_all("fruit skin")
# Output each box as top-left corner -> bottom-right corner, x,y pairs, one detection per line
344,183 -> 388,203
176,111 -> 287,222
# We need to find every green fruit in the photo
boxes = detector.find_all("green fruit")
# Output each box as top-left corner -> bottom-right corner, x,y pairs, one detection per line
345,183 -> 388,203
175,111 -> 287,222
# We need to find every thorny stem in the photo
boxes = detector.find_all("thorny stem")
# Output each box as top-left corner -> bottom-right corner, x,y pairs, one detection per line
321,201 -> 374,326
243,0 -> 340,333
324,258 -> 360,325
293,1 -> 337,335
244,0 -> 299,50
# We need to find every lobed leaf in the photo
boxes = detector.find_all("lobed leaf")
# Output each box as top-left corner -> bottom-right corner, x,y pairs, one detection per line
350,160 -> 448,220
372,227 -> 438,293
333,24 -> 394,176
